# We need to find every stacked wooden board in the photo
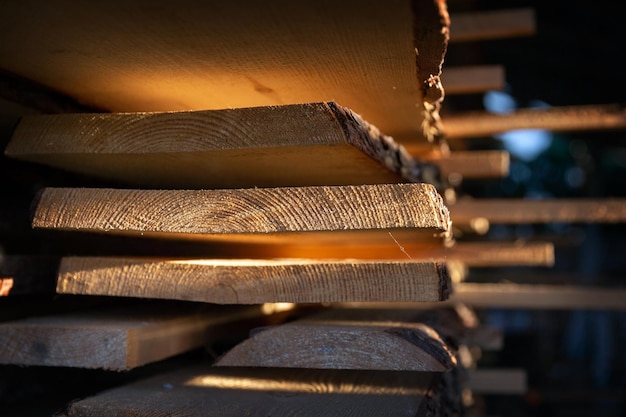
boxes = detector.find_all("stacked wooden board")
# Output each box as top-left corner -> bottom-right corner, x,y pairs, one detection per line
1,1 -> 625,416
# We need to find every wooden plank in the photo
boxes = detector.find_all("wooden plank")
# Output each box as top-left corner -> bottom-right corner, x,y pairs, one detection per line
215,321 -> 457,372
442,65 -> 505,95
333,283 -> 626,310
0,0 -> 449,144
61,365 -> 441,417
57,257 -> 452,303
423,150 -> 510,179
450,198 -> 626,224
467,369 -> 527,394
449,8 -> 536,43
299,304 -> 502,350
452,283 -> 626,310
443,104 -> 626,139
31,184 -> 451,245
0,304 -> 261,370
5,102 -> 442,189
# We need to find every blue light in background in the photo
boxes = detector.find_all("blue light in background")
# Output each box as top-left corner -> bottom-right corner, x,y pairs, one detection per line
484,91 -> 553,161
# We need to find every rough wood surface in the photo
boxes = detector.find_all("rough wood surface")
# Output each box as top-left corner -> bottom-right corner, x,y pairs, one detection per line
215,321 -> 456,372
449,8 -> 535,43
450,198 -> 626,224
6,102 -> 442,188
57,257 -> 451,303
441,65 -> 505,95
31,184 -> 451,244
62,365 -> 441,417
0,304 -> 261,369
0,0 -> 449,144
443,104 -> 626,139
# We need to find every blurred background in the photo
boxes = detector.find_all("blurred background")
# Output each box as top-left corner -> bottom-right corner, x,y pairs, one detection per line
444,1 -> 625,416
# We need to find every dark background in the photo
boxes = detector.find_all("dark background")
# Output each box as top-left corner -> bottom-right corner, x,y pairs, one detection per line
444,1 -> 625,416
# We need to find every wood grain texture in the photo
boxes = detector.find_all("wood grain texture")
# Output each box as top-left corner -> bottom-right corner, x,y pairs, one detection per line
0,0 -> 449,144
57,257 -> 451,303
443,104 -> 626,139
31,184 -> 451,243
441,65 -> 505,95
62,365 -> 440,417
215,321 -> 456,372
449,8 -> 535,43
0,305 -> 261,369
450,198 -> 626,224
6,102 -> 442,188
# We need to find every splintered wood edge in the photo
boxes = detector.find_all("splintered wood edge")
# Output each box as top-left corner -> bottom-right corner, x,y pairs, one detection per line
413,0 -> 450,148
62,366 -> 439,417
328,102 -> 443,186
215,321 -> 456,372
31,183 -> 451,238
57,258 -> 452,303
6,102 -> 446,189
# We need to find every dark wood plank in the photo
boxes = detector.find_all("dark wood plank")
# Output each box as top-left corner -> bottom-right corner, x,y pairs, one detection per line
61,366 -> 442,417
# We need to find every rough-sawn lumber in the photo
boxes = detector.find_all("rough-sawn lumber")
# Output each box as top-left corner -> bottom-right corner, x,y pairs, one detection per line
6,102 -> 442,188
0,0 -> 449,144
60,365 -> 443,417
0,305 -> 262,370
31,183 -> 451,244
57,257 -> 452,303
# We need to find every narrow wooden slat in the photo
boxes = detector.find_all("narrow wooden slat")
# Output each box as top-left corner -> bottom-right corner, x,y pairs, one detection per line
31,184 -> 451,245
0,304 -> 262,369
467,369 -> 527,394
215,321 -> 456,372
62,366 -> 440,417
449,8 -> 536,43
0,0 -> 449,143
57,257 -> 451,303
453,283 -> 626,310
450,198 -> 626,224
443,104 -> 626,139
5,102 -> 441,188
442,65 -> 505,95
424,150 -> 510,179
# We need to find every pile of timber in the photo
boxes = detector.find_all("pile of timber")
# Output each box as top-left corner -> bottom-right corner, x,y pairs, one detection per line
1,1 -> 625,416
